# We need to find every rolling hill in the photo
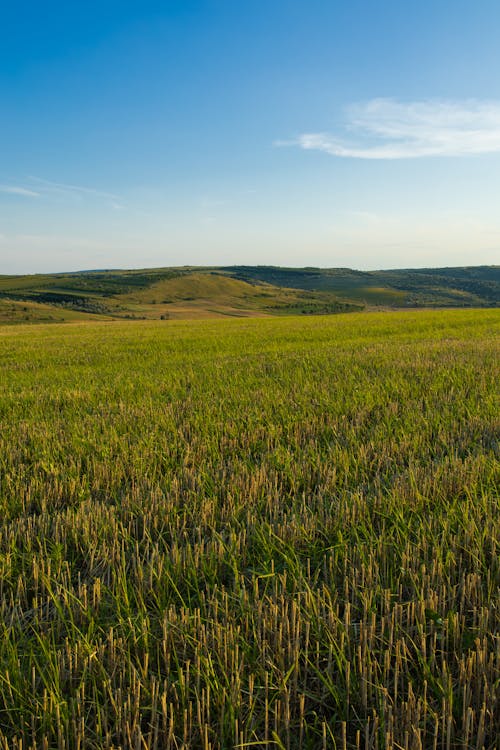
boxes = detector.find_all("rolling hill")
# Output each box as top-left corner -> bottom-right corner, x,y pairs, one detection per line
0,265 -> 497,324
224,265 -> 500,307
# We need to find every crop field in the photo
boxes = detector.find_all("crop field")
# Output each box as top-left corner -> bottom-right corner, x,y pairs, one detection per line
0,309 -> 498,750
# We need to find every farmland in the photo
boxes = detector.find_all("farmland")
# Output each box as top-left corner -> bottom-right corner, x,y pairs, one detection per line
0,309 -> 498,749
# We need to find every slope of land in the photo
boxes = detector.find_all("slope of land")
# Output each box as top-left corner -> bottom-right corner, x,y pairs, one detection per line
0,264 -> 498,323
0,268 -> 360,323
225,264 -> 500,307
0,310 -> 498,748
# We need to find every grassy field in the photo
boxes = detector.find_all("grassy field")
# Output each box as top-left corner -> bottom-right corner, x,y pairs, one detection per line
0,310 -> 498,749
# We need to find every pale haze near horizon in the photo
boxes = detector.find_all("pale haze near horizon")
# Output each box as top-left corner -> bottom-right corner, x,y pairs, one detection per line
1,1 -> 500,275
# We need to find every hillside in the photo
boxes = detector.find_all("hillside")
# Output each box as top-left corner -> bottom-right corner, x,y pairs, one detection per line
224,265 -> 500,307
0,264 -> 497,324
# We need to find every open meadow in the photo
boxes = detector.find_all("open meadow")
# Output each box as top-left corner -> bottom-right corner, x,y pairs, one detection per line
0,309 -> 498,749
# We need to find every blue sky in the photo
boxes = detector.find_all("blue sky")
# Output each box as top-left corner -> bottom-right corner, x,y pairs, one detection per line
1,0 -> 500,273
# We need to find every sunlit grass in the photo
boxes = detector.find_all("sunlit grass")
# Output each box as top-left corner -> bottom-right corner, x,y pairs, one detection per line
0,309 -> 498,749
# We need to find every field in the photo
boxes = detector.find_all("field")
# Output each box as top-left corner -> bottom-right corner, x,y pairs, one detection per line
0,309 -> 498,749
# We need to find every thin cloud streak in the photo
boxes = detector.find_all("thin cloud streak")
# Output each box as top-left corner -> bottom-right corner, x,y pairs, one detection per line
288,99 -> 500,159
28,176 -> 121,200
0,185 -> 40,197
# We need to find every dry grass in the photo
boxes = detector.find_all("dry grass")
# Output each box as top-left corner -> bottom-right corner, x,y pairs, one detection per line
0,310 -> 498,749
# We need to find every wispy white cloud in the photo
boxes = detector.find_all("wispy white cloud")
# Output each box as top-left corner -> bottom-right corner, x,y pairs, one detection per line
0,176 -> 124,205
0,185 -> 40,197
28,176 -> 121,200
284,98 -> 500,159
0,175 -> 125,210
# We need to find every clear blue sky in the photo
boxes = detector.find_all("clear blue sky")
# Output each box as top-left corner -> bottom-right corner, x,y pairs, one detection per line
1,0 -> 500,273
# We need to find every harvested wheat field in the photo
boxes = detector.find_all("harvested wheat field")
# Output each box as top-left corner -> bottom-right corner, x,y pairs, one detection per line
0,309 -> 498,749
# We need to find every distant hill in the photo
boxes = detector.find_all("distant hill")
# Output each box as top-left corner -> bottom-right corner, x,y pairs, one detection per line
223,265 -> 500,307
0,265 -> 497,324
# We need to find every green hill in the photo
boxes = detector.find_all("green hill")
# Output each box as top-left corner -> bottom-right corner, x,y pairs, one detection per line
223,265 -> 500,307
0,264 -> 497,324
